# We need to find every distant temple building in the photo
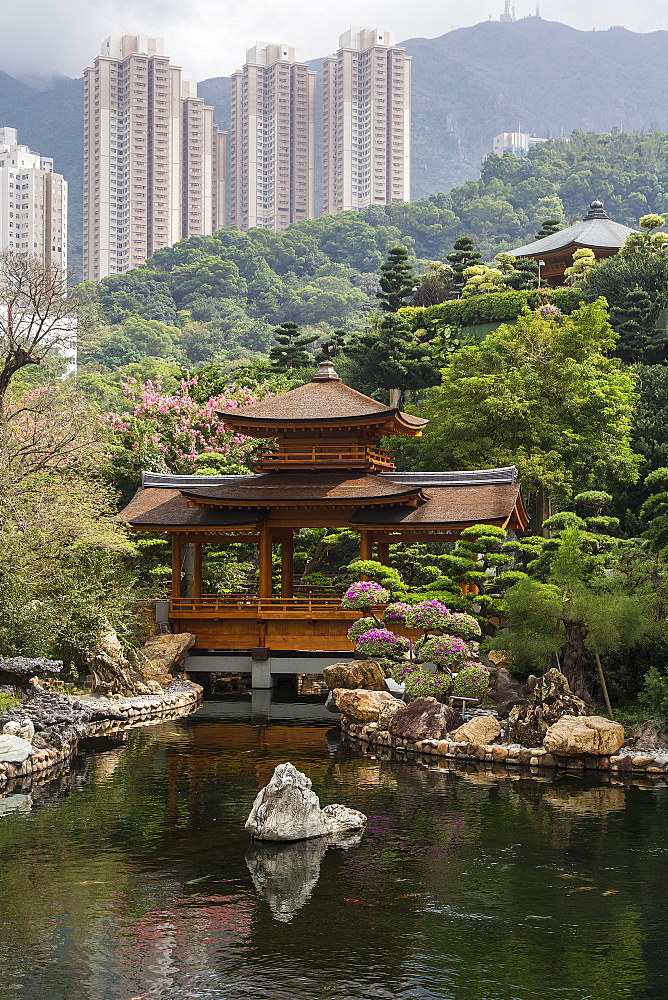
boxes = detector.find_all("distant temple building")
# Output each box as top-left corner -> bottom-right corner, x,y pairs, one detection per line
510,199 -> 637,287
491,131 -> 547,158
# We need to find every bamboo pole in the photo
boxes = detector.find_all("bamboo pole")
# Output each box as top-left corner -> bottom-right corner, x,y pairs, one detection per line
594,652 -> 614,720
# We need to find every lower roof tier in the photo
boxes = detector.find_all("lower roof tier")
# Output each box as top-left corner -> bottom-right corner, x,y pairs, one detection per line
119,467 -> 528,532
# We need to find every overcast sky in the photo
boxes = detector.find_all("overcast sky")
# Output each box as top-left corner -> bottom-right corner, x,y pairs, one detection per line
3,0 -> 668,84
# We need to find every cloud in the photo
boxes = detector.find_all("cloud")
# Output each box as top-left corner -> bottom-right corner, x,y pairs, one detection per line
3,0 -> 668,83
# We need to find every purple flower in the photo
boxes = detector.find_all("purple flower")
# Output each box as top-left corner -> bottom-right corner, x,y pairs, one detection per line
452,662 -> 490,700
418,634 -> 469,668
341,581 -> 390,610
356,628 -> 408,658
446,613 -> 482,641
382,602 -> 414,624
405,600 -> 451,631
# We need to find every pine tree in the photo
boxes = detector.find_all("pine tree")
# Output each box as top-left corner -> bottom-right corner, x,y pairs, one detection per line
446,236 -> 482,291
612,285 -> 665,362
316,328 -> 347,362
534,218 -> 563,240
376,246 -> 415,313
269,322 -> 318,371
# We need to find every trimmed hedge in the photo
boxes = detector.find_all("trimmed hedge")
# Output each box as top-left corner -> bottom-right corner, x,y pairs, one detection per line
401,288 -> 586,334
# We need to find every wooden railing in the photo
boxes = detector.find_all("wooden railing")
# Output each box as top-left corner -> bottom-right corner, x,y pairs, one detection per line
255,442 -> 395,471
170,595 -> 357,618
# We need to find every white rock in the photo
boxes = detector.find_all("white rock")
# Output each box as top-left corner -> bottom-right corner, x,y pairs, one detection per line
245,762 -> 366,842
0,734 -> 34,763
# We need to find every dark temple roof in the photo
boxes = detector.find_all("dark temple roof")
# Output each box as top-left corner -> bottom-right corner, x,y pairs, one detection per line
119,467 -> 528,531
510,200 -> 637,257
179,473 -> 425,507
221,362 -> 427,436
118,489 -> 268,529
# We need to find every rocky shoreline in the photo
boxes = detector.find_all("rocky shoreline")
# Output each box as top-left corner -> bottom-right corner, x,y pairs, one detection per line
0,678 -> 202,794
340,715 -> 668,783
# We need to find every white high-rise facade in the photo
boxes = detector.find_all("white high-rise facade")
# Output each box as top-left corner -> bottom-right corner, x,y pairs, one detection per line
0,127 -> 67,276
322,27 -> 411,215
83,34 -> 225,282
230,42 -> 316,232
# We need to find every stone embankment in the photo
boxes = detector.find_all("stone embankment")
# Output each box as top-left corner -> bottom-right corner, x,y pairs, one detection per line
327,662 -> 668,784
0,678 -> 202,792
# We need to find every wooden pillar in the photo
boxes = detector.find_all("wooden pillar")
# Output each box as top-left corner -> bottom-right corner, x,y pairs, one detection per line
359,530 -> 372,580
171,535 -> 182,599
193,543 -> 203,600
259,522 -> 272,599
281,530 -> 294,598
377,538 -> 390,566
182,543 -> 195,598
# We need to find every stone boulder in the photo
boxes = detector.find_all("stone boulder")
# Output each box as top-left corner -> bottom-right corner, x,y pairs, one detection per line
0,657 -> 62,683
490,667 -> 528,717
388,697 -> 459,742
450,715 -> 501,745
507,669 -> 588,746
322,660 -> 386,691
2,719 -> 35,743
245,762 -> 366,842
544,715 -> 625,757
0,733 -> 34,763
331,688 -> 403,724
630,720 -> 668,750
139,632 -> 195,688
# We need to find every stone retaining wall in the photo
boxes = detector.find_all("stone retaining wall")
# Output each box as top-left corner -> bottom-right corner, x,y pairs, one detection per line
0,681 -> 202,793
341,717 -> 668,780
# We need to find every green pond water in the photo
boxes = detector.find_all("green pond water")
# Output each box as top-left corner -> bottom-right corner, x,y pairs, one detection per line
0,699 -> 667,1000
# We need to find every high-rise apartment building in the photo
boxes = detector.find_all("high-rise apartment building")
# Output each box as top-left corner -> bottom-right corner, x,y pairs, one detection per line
230,42 -> 316,232
322,27 -> 411,215
83,34 -> 225,281
0,127 -> 67,275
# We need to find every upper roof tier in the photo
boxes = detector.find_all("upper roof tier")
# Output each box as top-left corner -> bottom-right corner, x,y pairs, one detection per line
222,361 -> 428,438
510,199 -> 637,257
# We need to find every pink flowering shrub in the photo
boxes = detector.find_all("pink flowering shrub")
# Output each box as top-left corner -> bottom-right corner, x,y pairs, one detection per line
382,602 -> 414,624
355,628 -> 408,658
393,664 -> 453,702
405,600 -> 451,632
346,617 -> 378,643
341,581 -> 390,610
538,304 -> 562,319
104,375 -> 268,474
445,613 -> 482,641
417,634 -> 469,669
452,661 -> 491,700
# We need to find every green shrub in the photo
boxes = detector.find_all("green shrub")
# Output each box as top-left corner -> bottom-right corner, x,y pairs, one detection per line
452,662 -> 491,701
402,288 -> 586,336
639,666 -> 668,723
393,664 -> 453,702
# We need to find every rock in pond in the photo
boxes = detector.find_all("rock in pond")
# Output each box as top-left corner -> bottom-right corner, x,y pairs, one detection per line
322,660 -> 386,691
331,688 -> 403,724
140,632 -> 195,688
543,715 -> 625,756
449,714 -> 501,744
630,719 -> 668,750
245,762 -> 367,842
0,733 -> 34,763
388,697 -> 459,741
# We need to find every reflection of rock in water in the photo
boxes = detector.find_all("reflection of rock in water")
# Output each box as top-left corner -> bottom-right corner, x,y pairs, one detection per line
325,726 -> 341,754
0,792 -> 32,816
545,785 -> 627,816
246,828 -> 364,923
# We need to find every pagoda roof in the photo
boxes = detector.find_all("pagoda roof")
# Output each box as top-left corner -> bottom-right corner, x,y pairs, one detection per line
119,488 -> 268,530
119,467 -> 527,532
222,361 -> 427,437
510,200 -> 637,257
179,472 -> 424,507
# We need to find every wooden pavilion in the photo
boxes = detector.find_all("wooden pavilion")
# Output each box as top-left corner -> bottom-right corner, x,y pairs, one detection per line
510,199 -> 637,287
119,361 -> 528,655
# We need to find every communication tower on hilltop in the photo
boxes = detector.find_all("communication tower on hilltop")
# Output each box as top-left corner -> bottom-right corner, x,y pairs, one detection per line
500,1 -> 516,23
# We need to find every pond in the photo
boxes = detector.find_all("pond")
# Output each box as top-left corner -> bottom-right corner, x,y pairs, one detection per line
0,698 -> 666,1000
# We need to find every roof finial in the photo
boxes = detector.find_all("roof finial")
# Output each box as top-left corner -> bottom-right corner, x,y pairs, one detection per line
584,199 -> 609,220
311,359 -> 342,382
